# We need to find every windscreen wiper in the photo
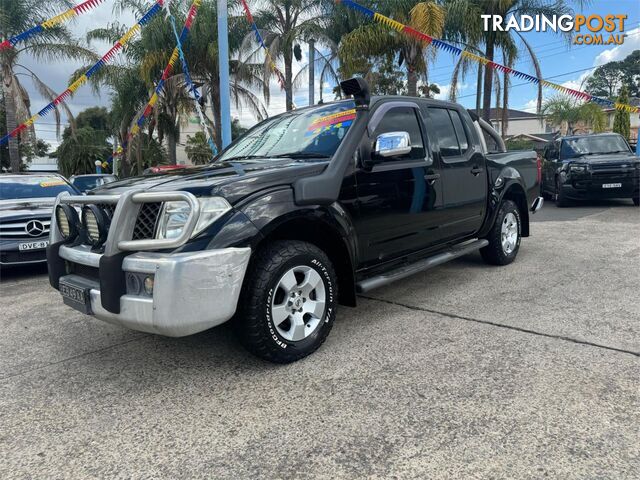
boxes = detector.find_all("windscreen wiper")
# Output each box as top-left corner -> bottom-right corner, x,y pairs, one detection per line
271,152 -> 332,159
219,155 -> 266,162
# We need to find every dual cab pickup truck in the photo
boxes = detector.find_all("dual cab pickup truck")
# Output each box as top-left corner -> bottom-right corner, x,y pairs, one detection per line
541,133 -> 640,207
47,78 -> 542,363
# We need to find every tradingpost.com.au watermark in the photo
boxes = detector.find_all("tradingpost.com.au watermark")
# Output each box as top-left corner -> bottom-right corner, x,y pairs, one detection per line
482,14 -> 628,45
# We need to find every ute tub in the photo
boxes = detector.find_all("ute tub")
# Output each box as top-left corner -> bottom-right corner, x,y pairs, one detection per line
58,246 -> 251,337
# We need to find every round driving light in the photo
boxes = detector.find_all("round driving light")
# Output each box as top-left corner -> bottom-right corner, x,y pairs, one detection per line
143,276 -> 154,295
81,205 -> 108,247
126,273 -> 141,295
55,204 -> 79,240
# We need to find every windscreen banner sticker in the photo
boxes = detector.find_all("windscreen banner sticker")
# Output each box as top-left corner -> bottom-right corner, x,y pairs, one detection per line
40,180 -> 65,187
306,109 -> 356,137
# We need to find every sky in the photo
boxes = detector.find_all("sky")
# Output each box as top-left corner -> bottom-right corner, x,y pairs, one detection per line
15,0 -> 640,149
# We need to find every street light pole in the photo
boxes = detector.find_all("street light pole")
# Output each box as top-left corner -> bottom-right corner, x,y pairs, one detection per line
217,0 -> 232,148
308,39 -> 315,106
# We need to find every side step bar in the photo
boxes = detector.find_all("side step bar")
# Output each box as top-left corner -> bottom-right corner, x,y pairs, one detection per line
356,239 -> 489,293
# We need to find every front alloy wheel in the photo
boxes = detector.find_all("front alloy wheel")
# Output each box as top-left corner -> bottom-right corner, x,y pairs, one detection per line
271,265 -> 326,342
236,240 -> 338,363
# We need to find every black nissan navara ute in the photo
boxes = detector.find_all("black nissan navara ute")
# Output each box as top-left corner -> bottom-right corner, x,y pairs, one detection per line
47,78 -> 543,363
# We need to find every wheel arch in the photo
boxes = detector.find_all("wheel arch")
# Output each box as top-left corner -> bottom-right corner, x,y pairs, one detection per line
252,215 -> 357,307
501,181 -> 530,237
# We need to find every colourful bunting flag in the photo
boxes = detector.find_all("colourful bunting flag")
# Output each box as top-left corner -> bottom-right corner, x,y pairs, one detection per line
1,0 -> 107,50
0,1 -> 165,147
336,0 -> 639,114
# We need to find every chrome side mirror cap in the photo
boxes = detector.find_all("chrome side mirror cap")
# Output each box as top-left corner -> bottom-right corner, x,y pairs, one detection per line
374,131 -> 412,158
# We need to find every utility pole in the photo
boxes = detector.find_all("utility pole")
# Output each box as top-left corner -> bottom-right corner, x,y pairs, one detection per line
308,39 -> 315,106
217,0 -> 232,148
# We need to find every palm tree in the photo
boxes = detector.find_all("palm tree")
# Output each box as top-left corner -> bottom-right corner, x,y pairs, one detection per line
168,0 -> 267,149
542,95 -> 605,135
338,1 -> 445,97
245,0 -> 334,110
0,1 -> 96,172
96,0 -> 266,155
444,0 -> 575,121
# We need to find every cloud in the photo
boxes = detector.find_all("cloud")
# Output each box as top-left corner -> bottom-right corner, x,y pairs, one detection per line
522,99 -> 538,113
432,83 -> 467,101
560,71 -> 592,91
594,27 -> 640,66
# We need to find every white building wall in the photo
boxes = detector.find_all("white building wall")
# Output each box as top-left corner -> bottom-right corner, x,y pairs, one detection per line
490,117 -> 548,136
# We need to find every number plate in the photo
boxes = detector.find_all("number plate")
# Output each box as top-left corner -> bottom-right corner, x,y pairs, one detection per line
602,183 -> 622,189
59,279 -> 92,314
18,240 -> 49,251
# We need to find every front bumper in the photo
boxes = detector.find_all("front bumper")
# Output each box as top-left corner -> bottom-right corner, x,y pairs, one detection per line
561,172 -> 639,200
55,246 -> 251,337
0,238 -> 49,265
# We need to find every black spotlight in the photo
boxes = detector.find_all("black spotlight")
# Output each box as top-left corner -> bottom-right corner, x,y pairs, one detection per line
81,205 -> 109,247
55,204 -> 79,241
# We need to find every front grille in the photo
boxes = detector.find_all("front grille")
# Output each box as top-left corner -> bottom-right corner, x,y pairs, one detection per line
96,204 -> 116,220
591,163 -> 630,170
0,249 -> 47,264
132,202 -> 162,240
0,218 -> 50,239
67,261 -> 100,282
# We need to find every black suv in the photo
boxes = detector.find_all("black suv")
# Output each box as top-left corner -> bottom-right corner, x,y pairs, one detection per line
541,133 -> 640,207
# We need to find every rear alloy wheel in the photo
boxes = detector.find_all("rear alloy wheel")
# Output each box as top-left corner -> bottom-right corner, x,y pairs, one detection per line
236,240 -> 337,363
481,199 -> 521,266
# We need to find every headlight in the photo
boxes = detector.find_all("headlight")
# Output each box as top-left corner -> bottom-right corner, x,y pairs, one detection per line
155,197 -> 231,240
569,163 -> 587,173
55,204 -> 79,240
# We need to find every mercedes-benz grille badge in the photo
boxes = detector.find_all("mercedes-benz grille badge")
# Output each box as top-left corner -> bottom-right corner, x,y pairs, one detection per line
25,220 -> 46,237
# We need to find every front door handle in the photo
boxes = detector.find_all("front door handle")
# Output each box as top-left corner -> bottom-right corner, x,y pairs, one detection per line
424,173 -> 440,185
470,166 -> 484,176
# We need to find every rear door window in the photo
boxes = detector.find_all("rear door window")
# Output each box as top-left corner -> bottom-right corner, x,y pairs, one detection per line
427,108 -> 461,158
449,110 -> 470,152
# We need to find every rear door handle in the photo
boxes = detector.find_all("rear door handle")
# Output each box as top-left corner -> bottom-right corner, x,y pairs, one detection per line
470,166 -> 484,176
424,173 -> 440,185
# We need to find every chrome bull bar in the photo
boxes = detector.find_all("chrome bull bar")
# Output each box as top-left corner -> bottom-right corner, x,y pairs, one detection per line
53,190 -> 201,254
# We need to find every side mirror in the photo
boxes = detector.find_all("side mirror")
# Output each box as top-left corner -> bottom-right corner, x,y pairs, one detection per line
545,148 -> 558,160
374,131 -> 412,159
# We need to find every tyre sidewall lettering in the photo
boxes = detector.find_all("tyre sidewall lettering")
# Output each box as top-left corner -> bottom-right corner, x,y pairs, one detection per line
264,257 -> 335,350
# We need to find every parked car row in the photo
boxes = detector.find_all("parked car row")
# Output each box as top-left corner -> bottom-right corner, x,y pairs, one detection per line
0,174 -> 116,267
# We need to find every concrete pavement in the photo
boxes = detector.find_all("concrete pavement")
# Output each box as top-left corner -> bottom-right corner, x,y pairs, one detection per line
0,200 -> 638,479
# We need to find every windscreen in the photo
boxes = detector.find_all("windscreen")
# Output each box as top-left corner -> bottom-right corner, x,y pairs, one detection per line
0,176 -> 76,200
72,176 -> 116,192
561,135 -> 631,159
217,101 -> 356,162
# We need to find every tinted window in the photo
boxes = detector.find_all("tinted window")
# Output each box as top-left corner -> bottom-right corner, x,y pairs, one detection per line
428,108 -> 460,157
373,107 -> 425,160
0,176 -> 76,200
560,135 -> 631,159
450,110 -> 469,152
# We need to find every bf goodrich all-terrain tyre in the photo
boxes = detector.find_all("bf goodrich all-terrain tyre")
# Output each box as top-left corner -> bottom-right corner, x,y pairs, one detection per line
633,196 -> 639,207
480,199 -> 521,266
236,240 -> 338,363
